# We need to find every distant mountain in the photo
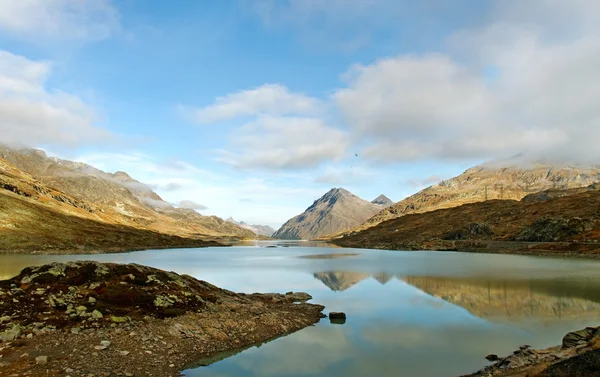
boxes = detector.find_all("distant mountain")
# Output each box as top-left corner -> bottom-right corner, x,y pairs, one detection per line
226,218 -> 275,237
371,194 -> 393,207
355,162 -> 600,232
0,145 -> 254,254
272,188 -> 382,240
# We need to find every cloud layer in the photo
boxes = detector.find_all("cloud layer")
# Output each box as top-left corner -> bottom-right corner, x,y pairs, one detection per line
0,0 -> 120,41
187,84 -> 322,123
0,50 -> 110,147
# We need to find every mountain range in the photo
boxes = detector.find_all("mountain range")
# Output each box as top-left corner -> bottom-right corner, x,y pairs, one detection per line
226,218 -> 276,237
0,146 -> 254,253
272,188 -> 389,240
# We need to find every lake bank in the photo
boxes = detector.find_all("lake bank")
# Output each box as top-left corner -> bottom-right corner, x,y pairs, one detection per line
329,239 -> 600,259
462,326 -> 600,377
0,261 -> 325,377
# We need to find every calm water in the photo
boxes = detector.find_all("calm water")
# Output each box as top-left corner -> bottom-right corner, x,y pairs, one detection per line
3,241 -> 600,377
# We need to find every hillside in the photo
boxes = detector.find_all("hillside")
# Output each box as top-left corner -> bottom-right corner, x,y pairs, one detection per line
0,146 -> 254,240
332,185 -> 600,256
355,163 -> 600,232
272,188 -> 382,240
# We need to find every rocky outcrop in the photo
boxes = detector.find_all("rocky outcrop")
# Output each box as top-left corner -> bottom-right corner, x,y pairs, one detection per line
462,326 -> 600,377
273,188 -> 382,240
0,262 -> 325,377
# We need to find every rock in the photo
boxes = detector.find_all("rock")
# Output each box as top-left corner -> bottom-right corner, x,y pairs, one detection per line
329,312 -> 346,320
0,325 -> 22,342
76,306 -> 87,313
0,316 -> 11,323
35,356 -> 48,364
91,310 -> 103,319
111,316 -> 129,323
88,297 -> 96,304
486,354 -> 500,362
562,327 -> 599,349
94,340 -> 111,350
154,295 -> 176,307
520,345 -> 531,350
119,350 -> 130,356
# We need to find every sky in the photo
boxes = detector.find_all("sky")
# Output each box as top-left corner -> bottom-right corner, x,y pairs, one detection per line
0,0 -> 599,229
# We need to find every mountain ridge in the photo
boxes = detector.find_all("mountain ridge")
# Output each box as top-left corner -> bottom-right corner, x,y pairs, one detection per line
347,162 -> 600,234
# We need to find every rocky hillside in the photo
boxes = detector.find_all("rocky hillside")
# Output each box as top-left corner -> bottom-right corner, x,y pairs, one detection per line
226,218 -> 275,237
357,162 -> 600,232
272,188 -> 382,240
332,185 -> 600,256
0,146 -> 254,241
371,194 -> 393,207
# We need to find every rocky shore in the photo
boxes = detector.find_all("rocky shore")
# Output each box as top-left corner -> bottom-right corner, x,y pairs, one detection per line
462,326 -> 600,377
0,261 -> 325,376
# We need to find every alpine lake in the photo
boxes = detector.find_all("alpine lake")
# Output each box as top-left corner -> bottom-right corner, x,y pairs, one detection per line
2,240 -> 600,377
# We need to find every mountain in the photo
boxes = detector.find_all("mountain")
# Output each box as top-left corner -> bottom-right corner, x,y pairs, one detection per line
272,188 -> 382,240
0,146 -> 254,253
354,162 -> 600,232
371,194 -> 393,207
332,185 -> 600,255
226,218 -> 276,237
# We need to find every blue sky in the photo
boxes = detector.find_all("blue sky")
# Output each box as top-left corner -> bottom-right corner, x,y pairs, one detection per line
1,1 -> 599,229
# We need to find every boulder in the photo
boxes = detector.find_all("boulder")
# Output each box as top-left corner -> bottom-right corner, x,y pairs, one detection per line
562,327 -> 599,349
329,312 -> 346,320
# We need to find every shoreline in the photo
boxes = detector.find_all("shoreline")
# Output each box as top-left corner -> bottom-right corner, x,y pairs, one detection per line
0,261 -> 326,377
328,239 -> 600,259
461,326 -> 600,377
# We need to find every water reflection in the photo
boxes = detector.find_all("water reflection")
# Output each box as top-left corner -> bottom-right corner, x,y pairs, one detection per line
3,247 -> 600,376
313,271 -> 370,291
402,276 -> 600,321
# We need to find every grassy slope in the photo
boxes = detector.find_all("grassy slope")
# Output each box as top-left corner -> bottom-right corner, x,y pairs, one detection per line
0,192 -> 222,254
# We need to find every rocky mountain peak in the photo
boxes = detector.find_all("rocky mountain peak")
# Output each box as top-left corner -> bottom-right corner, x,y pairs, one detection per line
273,188 -> 382,240
371,194 -> 393,207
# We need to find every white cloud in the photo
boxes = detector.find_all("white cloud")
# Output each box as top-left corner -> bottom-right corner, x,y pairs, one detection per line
0,0 -> 120,41
0,50 -> 110,147
218,116 -> 349,170
185,84 -> 322,123
177,200 -> 208,210
333,2 -> 600,165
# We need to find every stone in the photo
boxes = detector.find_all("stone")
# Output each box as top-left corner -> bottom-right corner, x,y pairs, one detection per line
119,350 -> 130,356
35,356 -> 48,364
111,316 -> 129,323
76,306 -> 87,313
94,340 -> 111,350
0,325 -> 22,342
328,312 -> 346,320
562,327 -> 599,349
486,354 -> 500,362
88,297 -> 97,304
91,310 -> 103,319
